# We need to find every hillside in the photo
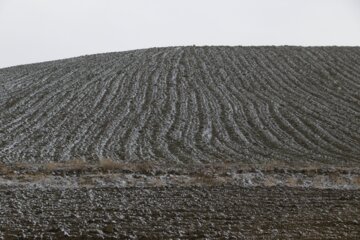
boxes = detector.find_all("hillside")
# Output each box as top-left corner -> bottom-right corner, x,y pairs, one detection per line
0,46 -> 359,168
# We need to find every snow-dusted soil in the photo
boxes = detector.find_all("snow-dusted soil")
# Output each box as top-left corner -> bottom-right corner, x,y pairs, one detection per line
0,46 -> 359,168
1,169 -> 360,190
1,46 -> 360,239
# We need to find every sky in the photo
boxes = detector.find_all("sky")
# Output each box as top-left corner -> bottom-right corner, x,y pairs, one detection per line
0,0 -> 359,68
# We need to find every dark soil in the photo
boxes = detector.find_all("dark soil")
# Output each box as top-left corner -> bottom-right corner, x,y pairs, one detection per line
1,46 -> 360,168
1,186 -> 359,239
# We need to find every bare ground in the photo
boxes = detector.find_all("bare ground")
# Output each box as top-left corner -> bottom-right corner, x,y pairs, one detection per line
1,46 -> 360,239
1,185 -> 359,239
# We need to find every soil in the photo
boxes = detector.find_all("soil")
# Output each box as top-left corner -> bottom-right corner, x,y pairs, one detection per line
1,185 -> 359,239
1,46 -> 360,239
0,46 -> 359,168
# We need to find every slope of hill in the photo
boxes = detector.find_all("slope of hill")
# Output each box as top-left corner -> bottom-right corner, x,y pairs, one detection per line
0,46 -> 359,168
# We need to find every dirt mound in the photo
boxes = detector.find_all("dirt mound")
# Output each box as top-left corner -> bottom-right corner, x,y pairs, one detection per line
0,46 -> 359,168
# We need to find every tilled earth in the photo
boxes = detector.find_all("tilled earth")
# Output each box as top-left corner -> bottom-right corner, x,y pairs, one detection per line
1,46 -> 360,167
1,186 -> 359,239
1,46 -> 360,239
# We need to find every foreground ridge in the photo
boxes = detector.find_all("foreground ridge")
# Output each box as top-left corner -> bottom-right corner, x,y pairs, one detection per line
0,46 -> 359,167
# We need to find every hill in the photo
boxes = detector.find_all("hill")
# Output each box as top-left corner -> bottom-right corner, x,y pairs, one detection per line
0,46 -> 359,169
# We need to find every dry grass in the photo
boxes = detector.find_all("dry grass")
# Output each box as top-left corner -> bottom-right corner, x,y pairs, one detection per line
98,159 -> 155,174
351,176 -> 360,186
0,163 -> 10,175
192,176 -> 217,186
35,159 -> 157,174
263,176 -> 277,187
67,159 -> 87,170
79,176 -> 94,186
313,175 -> 326,188
43,162 -> 62,172
329,172 -> 348,186
147,178 -> 165,187
132,162 -> 155,174
1,158 -> 359,190
15,162 -> 32,170
286,177 -> 299,187
190,170 -> 226,186
98,158 -> 124,171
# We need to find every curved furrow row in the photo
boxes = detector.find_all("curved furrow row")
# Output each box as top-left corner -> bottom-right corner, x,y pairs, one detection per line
0,46 -> 359,167
0,72 -> 104,161
203,47 -> 292,162
92,69 -> 147,158
2,64 -> 111,137
197,48 -> 253,162
237,49 -> 311,153
307,49 -> 360,106
60,72 -> 121,161
258,49 -> 358,156
321,47 -> 360,85
134,49 -> 183,164
299,49 -> 360,112
198,48 -> 251,147
1,60 -> 113,132
105,59 -> 152,161
97,51 -> 153,161
266,103 -> 311,153
228,49 -> 305,154
171,49 -> 214,163
1,56 -> 131,161
209,49 -> 256,146
219,49 -> 305,162
163,51 -> 197,163
83,51 -> 150,158
282,49 -> 359,116
217,49 -> 272,151
260,49 -> 360,151
64,55 -> 139,159
2,70 -> 79,133
232,47 -> 358,160
0,67 -> 60,116
188,48 -> 244,163
123,50 -> 171,162
322,53 -> 360,94
262,49 -> 360,142
279,50 -> 360,150
100,49 -> 170,162
201,47 -> 279,162
299,115 -> 358,159
0,68 -> 47,105
122,51 -> 176,162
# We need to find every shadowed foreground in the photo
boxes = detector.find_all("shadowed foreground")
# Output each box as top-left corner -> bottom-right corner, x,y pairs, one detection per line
0,186 -> 359,239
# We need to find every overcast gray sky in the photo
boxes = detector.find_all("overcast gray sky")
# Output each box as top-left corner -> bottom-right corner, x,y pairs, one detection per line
0,0 -> 359,68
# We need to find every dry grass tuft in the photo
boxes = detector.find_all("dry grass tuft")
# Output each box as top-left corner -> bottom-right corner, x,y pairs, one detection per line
0,163 -> 10,175
192,175 -> 223,186
147,177 -> 165,187
190,170 -> 224,186
286,176 -> 300,187
351,176 -> 360,187
263,176 -> 277,187
43,162 -> 62,172
131,162 -> 155,174
99,158 -> 124,171
66,159 -> 87,171
42,159 -> 88,173
15,162 -> 32,170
